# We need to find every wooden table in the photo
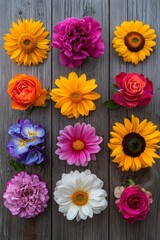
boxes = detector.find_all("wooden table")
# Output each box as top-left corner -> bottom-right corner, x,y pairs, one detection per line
0,0 -> 160,239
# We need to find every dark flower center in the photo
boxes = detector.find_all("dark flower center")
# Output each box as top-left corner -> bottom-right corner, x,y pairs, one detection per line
24,39 -> 30,45
127,196 -> 141,209
122,132 -> 146,157
124,32 -> 145,52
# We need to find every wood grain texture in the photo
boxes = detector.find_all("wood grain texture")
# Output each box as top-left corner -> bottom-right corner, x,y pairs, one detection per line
109,1 -> 160,240
0,0 -> 52,239
0,0 -> 160,239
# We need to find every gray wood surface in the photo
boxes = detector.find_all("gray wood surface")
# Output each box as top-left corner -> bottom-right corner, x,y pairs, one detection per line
0,0 -> 160,239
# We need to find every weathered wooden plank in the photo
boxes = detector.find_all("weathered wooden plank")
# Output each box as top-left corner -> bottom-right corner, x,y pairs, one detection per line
0,0 -> 52,239
109,1 -> 160,240
51,0 -> 109,239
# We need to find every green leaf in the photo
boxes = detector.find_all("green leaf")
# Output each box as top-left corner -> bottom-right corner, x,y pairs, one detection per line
103,99 -> 120,110
111,82 -> 118,88
10,160 -> 25,172
46,94 -> 51,100
41,100 -> 49,107
38,162 -> 44,172
26,105 -> 34,115
128,179 -> 135,186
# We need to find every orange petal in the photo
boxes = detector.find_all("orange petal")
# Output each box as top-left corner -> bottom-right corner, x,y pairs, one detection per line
11,101 -> 30,110
33,89 -> 48,106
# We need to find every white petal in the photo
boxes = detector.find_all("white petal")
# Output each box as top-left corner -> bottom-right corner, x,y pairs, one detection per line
82,175 -> 95,191
78,208 -> 87,220
89,189 -> 107,199
92,209 -> 101,214
81,205 -> 90,216
75,175 -> 83,189
66,205 -> 79,220
83,170 -> 91,176
59,204 -> 72,213
82,205 -> 93,218
54,190 -> 61,199
92,177 -> 103,189
56,197 -> 71,205
89,199 -> 108,209
57,185 -> 72,197
76,214 -> 81,222
114,186 -> 124,198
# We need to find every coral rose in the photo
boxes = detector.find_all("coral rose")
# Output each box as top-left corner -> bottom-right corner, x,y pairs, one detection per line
113,72 -> 153,108
114,185 -> 153,223
51,16 -> 104,68
8,74 -> 48,110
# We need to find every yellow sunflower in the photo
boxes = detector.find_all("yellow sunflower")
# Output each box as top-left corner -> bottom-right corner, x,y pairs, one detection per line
112,20 -> 156,64
3,19 -> 50,66
50,72 -> 101,118
108,115 -> 160,172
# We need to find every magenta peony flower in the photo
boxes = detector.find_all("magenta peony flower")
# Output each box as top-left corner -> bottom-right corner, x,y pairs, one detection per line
114,185 -> 153,223
55,122 -> 103,166
113,72 -> 153,108
3,172 -> 49,218
51,16 -> 104,68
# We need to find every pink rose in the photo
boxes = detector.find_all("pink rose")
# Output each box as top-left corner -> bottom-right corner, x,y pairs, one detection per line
114,185 -> 153,223
113,72 -> 153,108
51,17 -> 104,68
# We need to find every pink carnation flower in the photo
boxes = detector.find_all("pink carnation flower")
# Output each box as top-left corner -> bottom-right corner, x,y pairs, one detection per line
51,16 -> 104,68
55,123 -> 103,166
3,172 -> 49,218
114,185 -> 153,223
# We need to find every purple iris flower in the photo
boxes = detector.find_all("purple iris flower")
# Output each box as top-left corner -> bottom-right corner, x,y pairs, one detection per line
21,147 -> 45,165
7,145 -> 21,159
8,119 -> 32,137
18,119 -> 31,125
21,123 -> 45,139
7,137 -> 29,157
8,124 -> 21,137
7,119 -> 45,166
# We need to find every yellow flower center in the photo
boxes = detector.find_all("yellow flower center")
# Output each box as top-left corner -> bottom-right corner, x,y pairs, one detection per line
26,138 -> 36,143
72,190 -> 89,206
72,140 -> 85,150
124,32 -> 145,52
18,33 -> 37,53
27,130 -> 37,136
19,140 -> 25,147
70,91 -> 82,103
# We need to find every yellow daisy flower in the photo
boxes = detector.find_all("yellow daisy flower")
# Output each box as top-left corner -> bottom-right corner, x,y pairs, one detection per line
50,72 -> 101,118
108,115 -> 160,172
3,19 -> 50,66
112,20 -> 156,64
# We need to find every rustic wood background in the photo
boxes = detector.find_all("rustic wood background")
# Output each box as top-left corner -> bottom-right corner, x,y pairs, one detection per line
0,0 -> 160,239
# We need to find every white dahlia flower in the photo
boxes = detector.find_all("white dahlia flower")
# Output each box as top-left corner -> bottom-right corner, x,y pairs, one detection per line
54,170 -> 108,221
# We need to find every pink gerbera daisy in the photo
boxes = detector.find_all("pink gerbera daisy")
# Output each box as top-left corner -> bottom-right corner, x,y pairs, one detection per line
55,123 -> 103,166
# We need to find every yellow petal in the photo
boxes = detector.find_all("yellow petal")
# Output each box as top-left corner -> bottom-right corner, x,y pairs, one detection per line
123,156 -> 132,171
61,101 -> 72,114
124,118 -> 133,132
133,157 -> 142,171
111,145 -> 123,157
10,48 -> 21,59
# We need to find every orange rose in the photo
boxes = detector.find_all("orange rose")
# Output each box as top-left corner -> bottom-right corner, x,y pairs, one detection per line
8,74 -> 48,110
